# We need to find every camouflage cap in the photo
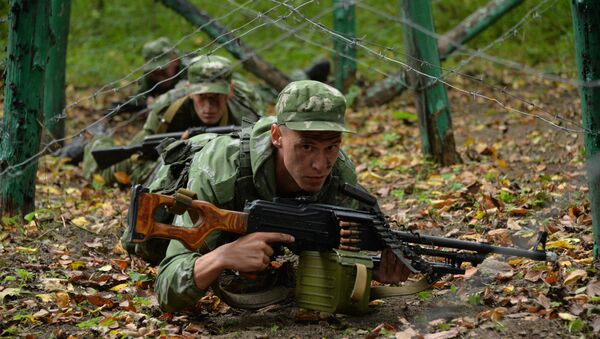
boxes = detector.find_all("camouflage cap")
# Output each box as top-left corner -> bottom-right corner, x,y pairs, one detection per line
186,55 -> 232,95
276,80 -> 352,133
142,37 -> 180,72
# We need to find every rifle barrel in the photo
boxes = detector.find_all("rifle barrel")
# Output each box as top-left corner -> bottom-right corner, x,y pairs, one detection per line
391,230 -> 555,262
91,145 -> 144,170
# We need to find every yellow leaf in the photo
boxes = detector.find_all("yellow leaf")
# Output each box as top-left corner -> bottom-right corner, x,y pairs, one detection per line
92,174 -> 105,186
15,246 -> 38,254
70,261 -> 86,270
465,136 -> 474,148
38,185 -> 61,195
36,293 -> 54,303
110,283 -> 129,292
65,188 -> 80,196
546,240 -> 576,250
72,216 -> 89,227
495,159 -> 508,170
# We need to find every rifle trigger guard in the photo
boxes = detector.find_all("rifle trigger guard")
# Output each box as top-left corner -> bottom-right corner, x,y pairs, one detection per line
170,188 -> 198,215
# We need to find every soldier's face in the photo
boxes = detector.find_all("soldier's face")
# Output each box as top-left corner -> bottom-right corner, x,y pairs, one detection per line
148,59 -> 180,92
272,124 -> 341,193
191,93 -> 228,125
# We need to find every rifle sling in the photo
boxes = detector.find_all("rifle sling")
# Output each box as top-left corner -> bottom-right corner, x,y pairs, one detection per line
211,282 -> 291,310
157,96 -> 188,134
369,277 -> 431,299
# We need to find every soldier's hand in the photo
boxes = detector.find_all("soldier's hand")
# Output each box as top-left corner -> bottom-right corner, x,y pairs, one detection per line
221,232 -> 294,273
181,129 -> 191,140
372,248 -> 411,284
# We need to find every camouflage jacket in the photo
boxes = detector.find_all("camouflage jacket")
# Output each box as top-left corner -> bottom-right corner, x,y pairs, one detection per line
154,116 -> 358,312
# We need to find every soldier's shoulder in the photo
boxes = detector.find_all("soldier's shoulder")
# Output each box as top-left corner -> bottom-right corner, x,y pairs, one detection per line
188,134 -> 242,205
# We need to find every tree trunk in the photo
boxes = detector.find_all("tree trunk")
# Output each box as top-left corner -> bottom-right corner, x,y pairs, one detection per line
0,0 -> 50,217
43,0 -> 72,148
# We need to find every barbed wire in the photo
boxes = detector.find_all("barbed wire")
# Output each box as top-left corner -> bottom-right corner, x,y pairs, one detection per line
269,0 -> 587,134
226,0 -> 392,81
0,0 -> 590,182
0,0 -> 327,180
66,0 -> 260,122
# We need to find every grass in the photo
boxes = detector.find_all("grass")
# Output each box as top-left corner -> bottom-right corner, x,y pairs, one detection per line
0,0 -> 575,88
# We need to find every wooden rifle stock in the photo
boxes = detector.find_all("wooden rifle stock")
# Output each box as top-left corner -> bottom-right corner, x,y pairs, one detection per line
128,185 -> 248,251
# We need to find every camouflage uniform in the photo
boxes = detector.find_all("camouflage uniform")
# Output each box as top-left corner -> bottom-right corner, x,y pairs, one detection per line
153,80 -> 358,312
82,55 -> 263,186
137,37 -> 188,100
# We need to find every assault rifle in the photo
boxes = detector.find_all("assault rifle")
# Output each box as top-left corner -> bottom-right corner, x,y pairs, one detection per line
91,125 -> 241,170
127,184 -> 557,284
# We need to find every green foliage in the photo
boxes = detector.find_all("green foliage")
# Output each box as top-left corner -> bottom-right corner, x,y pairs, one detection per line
417,290 -> 432,301
128,271 -> 152,283
468,292 -> 483,305
23,208 -> 53,222
568,318 -> 584,333
15,269 -> 33,285
498,190 -> 514,204
494,321 -> 506,332
392,189 -> 405,200
76,316 -> 104,329
392,111 -> 417,121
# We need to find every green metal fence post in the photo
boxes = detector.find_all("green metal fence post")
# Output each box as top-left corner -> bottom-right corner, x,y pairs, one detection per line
44,0 -> 72,147
0,0 -> 50,217
364,0 -> 524,107
332,0 -> 357,93
399,0 -> 460,165
571,0 -> 600,259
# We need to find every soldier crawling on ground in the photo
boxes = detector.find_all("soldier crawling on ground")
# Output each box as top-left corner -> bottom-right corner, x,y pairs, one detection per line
139,80 -> 411,312
82,55 -> 263,187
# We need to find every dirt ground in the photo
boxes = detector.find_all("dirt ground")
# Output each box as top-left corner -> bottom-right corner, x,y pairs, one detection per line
1,74 -> 598,338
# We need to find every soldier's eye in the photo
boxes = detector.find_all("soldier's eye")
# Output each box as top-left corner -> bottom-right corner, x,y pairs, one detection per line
302,144 -> 312,151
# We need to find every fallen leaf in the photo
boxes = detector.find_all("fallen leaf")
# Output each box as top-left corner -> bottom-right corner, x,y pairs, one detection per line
55,292 -> 71,308
564,269 -> 587,286
33,309 -> 50,319
490,307 -> 507,321
546,239 -> 576,250
395,327 -> 420,339
587,279 -> 600,297
71,216 -> 90,227
509,208 -> 529,216
110,283 -> 129,292
86,294 -> 114,308
98,264 -> 113,272
36,293 -> 54,303
558,312 -> 576,321
423,329 -> 459,339
524,270 -> 544,282
536,293 -> 551,310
